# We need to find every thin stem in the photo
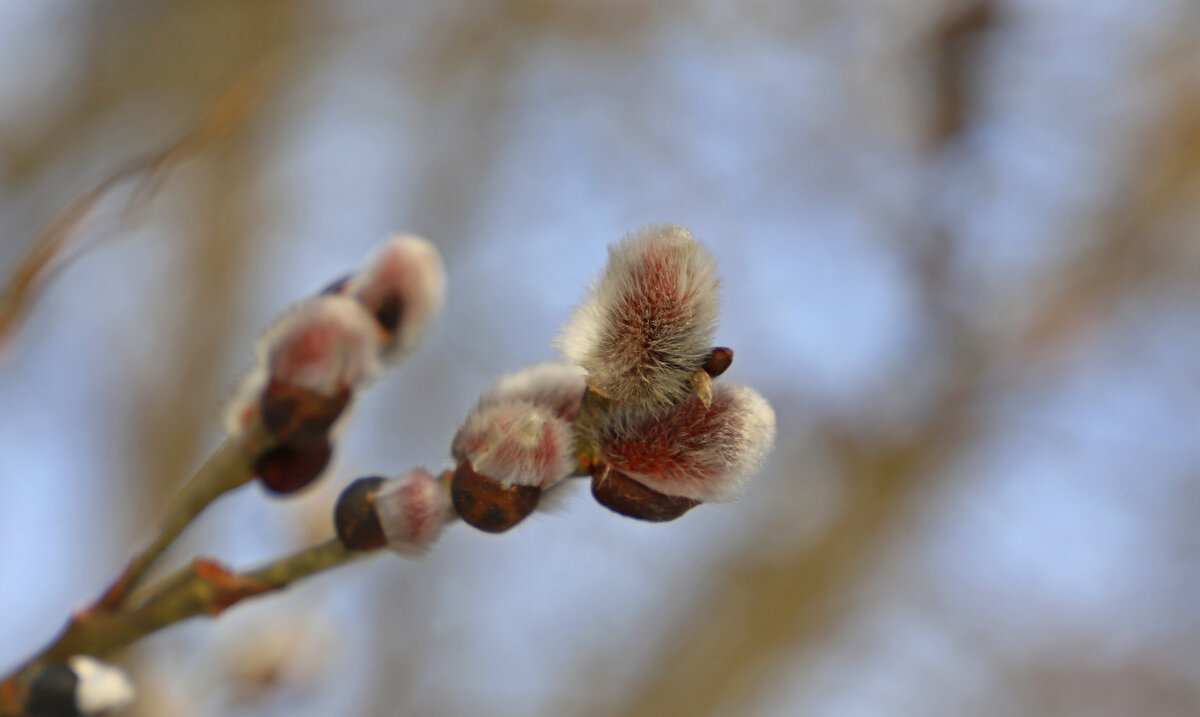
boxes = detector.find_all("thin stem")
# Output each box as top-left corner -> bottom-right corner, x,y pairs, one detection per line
241,538 -> 364,590
96,437 -> 259,610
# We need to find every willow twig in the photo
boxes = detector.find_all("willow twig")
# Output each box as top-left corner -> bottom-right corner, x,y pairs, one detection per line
95,436 -> 261,611
0,539 -> 368,717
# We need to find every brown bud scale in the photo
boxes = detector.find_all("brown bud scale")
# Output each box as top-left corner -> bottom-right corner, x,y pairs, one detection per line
335,476 -> 388,550
703,347 -> 734,377
254,438 -> 333,495
451,460 -> 540,533
371,291 -> 405,335
592,468 -> 700,522
259,379 -> 350,445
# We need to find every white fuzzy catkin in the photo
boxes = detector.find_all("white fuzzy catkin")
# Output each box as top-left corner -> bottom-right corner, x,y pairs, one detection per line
451,401 -> 575,488
476,362 -> 588,421
375,468 -> 450,557
68,655 -> 136,716
557,224 -> 719,407
346,234 -> 445,358
593,382 -> 776,503
260,295 -> 383,396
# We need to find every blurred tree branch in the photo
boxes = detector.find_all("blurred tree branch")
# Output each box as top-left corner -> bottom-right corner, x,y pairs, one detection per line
0,62 -> 274,359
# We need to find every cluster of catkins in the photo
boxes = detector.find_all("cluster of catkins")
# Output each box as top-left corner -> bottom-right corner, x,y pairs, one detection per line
229,225 -> 775,557
223,234 -> 445,495
445,224 -> 776,532
18,227 -> 774,717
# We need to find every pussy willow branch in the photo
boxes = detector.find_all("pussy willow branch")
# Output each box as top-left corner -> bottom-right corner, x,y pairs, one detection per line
51,539 -> 365,662
0,539 -> 369,717
0,424 -> 277,715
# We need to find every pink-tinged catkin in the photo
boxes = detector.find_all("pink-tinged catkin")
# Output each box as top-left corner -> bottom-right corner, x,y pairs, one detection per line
451,401 -> 575,489
261,295 -> 383,396
592,382 -> 776,503
557,224 -> 719,407
344,235 -> 445,359
475,362 -> 588,421
375,468 -> 450,556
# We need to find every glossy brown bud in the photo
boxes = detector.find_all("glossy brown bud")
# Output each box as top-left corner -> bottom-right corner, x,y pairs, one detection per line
591,468 -> 699,522
450,460 -> 540,533
334,476 -> 388,550
703,347 -> 733,377
254,438 -> 333,495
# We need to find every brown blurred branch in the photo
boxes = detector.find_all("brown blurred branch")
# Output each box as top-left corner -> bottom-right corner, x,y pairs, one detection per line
1023,84 -> 1200,355
0,63 -> 273,359
608,359 -> 980,717
607,8 -> 999,713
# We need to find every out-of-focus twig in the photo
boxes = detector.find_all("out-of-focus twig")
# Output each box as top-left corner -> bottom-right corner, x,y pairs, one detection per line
1022,87 -> 1200,356
607,356 -> 980,717
0,62 -> 273,358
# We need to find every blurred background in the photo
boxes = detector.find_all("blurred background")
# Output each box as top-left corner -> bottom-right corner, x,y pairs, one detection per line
2,0 -> 1200,715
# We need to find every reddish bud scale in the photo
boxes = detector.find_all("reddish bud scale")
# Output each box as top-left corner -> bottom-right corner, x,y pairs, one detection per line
254,438 -> 333,495
451,460 -> 541,533
591,468 -> 699,522
593,382 -> 776,503
259,380 -> 351,446
703,347 -> 734,377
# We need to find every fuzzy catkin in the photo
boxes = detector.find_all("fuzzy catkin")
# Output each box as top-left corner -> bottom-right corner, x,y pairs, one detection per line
592,382 -> 776,503
375,468 -> 450,556
451,401 -> 576,488
347,234 -> 445,359
557,224 -> 719,407
475,362 -> 588,421
261,295 -> 383,396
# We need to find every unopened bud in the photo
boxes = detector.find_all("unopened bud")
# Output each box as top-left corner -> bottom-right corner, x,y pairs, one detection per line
557,224 -> 719,407
334,476 -> 388,550
335,470 -> 450,554
451,401 -> 575,489
345,235 -> 445,358
702,346 -> 733,377
27,656 -> 135,716
451,459 -> 541,533
592,383 -> 776,503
